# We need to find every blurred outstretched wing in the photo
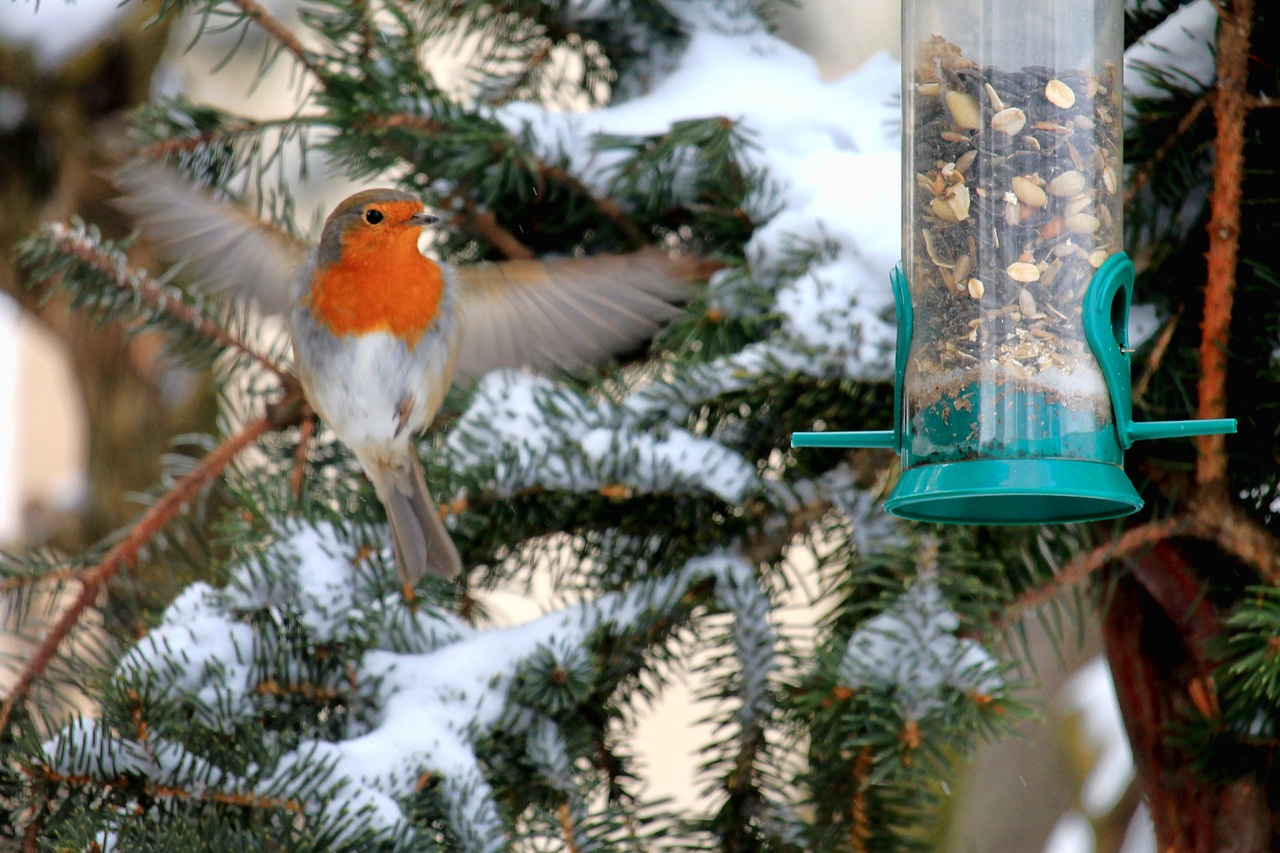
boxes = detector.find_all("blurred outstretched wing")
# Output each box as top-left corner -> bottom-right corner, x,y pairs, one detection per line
113,163 -> 309,316
451,249 -> 710,379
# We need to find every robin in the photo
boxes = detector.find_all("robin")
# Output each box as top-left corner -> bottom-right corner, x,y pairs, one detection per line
116,166 -> 706,586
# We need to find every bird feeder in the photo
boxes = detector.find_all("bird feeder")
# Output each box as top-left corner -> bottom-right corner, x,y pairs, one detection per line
791,0 -> 1234,524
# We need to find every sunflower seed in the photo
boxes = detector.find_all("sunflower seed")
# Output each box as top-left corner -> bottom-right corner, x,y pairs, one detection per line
1006,262 -> 1041,283
991,107 -> 1027,136
1065,213 -> 1100,234
1047,170 -> 1087,197
945,91 -> 983,130
1045,79 -> 1076,108
1011,175 -> 1048,207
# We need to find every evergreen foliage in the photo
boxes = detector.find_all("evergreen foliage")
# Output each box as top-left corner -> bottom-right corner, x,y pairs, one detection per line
3,0 -> 1278,850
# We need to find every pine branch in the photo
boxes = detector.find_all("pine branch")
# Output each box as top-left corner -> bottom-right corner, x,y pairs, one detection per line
137,114 -> 322,161
0,395 -> 301,735
24,766 -> 304,814
229,0 -> 324,80
1188,500 -> 1280,585
1196,0 -> 1256,494
1124,90 -> 1213,206
20,221 -> 291,383
538,161 -> 648,248
557,802 -> 583,853
0,566 -> 91,593
985,516 -> 1188,636
359,112 -> 646,251
850,746 -> 872,853
453,192 -> 537,260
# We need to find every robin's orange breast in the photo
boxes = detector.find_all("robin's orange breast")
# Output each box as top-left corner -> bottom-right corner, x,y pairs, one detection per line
306,226 -> 445,347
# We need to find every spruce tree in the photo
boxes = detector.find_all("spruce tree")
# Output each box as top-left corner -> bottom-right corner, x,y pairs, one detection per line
2,0 -> 1277,850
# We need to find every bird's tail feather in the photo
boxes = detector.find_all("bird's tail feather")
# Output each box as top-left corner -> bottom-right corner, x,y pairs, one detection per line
365,451 -> 461,585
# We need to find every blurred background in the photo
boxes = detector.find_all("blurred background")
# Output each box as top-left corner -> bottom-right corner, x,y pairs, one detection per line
0,1 -> 1150,850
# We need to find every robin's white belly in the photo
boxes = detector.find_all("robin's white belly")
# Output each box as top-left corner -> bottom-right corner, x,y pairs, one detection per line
296,327 -> 459,452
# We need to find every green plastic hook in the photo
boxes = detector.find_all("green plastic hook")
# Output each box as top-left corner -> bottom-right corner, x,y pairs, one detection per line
790,263 -> 912,451
1082,253 -> 1236,448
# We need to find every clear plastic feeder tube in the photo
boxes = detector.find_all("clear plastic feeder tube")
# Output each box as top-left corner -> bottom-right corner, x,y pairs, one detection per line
901,0 -> 1124,465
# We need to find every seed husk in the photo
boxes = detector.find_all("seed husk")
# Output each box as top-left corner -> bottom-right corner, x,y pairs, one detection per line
967,277 -> 985,299
991,107 -> 1027,136
1018,288 -> 1038,317
1011,175 -> 1048,207
1088,249 -> 1110,268
945,90 -> 983,130
943,183 -> 971,221
917,82 -> 942,96
1006,262 -> 1041,283
1003,192 -> 1020,226
955,149 -> 978,174
1102,166 -> 1117,194
983,82 -> 1005,112
1045,79 -> 1076,108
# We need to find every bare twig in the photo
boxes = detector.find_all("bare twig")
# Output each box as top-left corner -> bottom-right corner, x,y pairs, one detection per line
539,162 -> 647,248
1133,311 -> 1181,401
1189,500 -> 1280,585
0,398 -> 298,735
1196,0 -> 1256,493
557,803 -> 583,853
1124,92 -> 1213,206
25,766 -> 303,814
988,516 -> 1187,635
453,193 -> 537,260
850,745 -> 872,853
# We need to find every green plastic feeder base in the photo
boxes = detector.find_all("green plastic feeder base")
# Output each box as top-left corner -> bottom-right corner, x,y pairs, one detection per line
883,458 -> 1143,525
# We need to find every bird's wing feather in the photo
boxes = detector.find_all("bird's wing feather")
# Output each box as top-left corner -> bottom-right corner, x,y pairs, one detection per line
451,249 -> 708,378
113,163 -> 309,315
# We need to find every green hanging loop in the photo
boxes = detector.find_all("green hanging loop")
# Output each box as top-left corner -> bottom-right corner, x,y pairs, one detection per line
1082,254 -> 1236,449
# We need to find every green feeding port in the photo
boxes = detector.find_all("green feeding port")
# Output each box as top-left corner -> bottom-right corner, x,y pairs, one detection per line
790,257 -> 1236,525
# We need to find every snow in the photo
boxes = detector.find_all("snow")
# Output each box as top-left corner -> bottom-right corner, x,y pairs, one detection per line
0,0 -> 128,71
116,582 -> 258,730
1043,810 -> 1096,853
1124,0 -> 1218,105
282,523 -> 363,642
1061,655 -> 1135,816
837,576 -> 1002,720
0,296 -> 20,544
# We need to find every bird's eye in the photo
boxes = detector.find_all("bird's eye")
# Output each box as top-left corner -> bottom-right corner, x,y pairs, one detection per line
364,208 -> 384,225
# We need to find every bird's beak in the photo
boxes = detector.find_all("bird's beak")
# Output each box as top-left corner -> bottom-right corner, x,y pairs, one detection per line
409,211 -> 440,227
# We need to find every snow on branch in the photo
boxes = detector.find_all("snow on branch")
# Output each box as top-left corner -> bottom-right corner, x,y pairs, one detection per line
838,576 -> 1003,721
40,522 -> 775,847
445,371 -> 760,504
